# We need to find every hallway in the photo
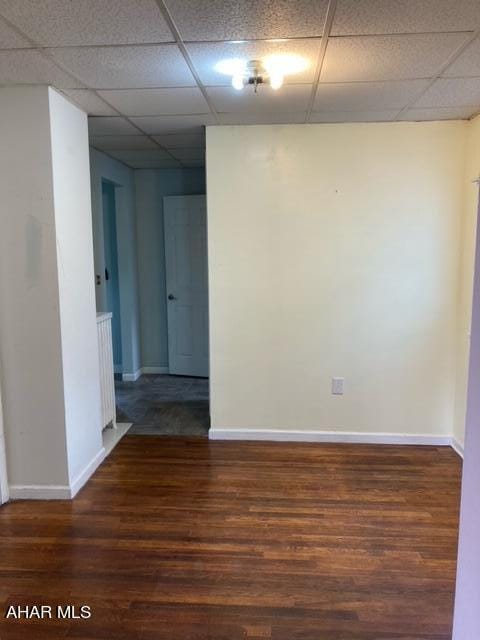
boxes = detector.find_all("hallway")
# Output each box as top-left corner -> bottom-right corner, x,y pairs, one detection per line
115,375 -> 210,437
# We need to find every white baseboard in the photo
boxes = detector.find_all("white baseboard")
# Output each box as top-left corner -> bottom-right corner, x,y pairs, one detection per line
122,366 -> 169,381
9,484 -> 72,500
209,428 -> 452,446
69,447 -> 106,498
9,447 -> 106,501
451,437 -> 464,458
141,366 -> 169,374
122,368 -> 142,382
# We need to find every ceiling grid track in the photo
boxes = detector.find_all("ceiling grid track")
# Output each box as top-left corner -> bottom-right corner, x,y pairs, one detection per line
154,0 -> 219,124
305,0 -> 338,123
395,29 -> 480,121
0,11 -> 188,168
0,1 -> 479,161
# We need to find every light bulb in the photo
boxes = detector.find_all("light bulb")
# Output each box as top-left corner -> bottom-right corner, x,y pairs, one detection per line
232,73 -> 244,91
270,72 -> 283,90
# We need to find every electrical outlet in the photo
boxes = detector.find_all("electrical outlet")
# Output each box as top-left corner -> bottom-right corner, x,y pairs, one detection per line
332,377 -> 344,395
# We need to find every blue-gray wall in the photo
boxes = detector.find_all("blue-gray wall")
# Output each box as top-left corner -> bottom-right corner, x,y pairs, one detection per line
90,149 -> 142,378
135,169 -> 206,370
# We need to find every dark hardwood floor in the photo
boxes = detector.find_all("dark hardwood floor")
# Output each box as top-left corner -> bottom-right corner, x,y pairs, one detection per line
0,437 -> 462,639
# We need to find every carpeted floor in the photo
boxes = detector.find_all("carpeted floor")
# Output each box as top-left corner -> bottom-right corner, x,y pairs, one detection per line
115,374 -> 210,437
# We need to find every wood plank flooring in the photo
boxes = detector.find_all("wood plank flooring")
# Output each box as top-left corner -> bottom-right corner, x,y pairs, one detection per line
0,437 -> 462,639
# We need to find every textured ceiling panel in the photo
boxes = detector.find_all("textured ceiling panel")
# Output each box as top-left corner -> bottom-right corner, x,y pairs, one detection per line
107,149 -> 173,162
216,112 -> 307,124
0,49 -> 80,87
415,77 -> 480,108
165,0 -> 329,41
88,117 -> 140,135
0,16 -> 31,47
321,33 -> 470,83
443,35 -> 480,78
97,88 -> 210,116
123,158 -> 182,168
90,135 -> 158,150
206,84 -> 311,113
153,132 -> 205,148
61,89 -> 118,116
47,45 -> 196,89
314,80 -> 429,112
310,110 -> 399,122
169,147 -> 205,162
332,0 -> 480,36
398,106 -> 477,121
131,114 -> 215,134
187,39 -> 321,86
0,0 -> 173,46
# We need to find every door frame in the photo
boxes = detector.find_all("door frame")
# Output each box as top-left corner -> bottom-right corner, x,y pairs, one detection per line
101,178 -> 123,374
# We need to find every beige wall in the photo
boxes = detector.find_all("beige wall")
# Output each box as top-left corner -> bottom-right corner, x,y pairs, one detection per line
206,121 -> 467,438
453,114 -> 480,448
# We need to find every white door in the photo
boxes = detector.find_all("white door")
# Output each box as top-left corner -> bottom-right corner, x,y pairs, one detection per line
164,195 -> 209,377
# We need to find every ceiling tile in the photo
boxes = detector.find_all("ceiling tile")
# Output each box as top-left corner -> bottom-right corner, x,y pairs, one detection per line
182,160 -> 205,167
332,0 -> 480,36
131,114 -> 215,134
314,80 -> 429,112
90,135 -> 158,150
206,84 -> 311,113
321,33 -> 470,83
97,88 -> 210,116
309,110 -> 399,122
0,49 -> 81,87
164,0 -> 329,41
187,39 -> 321,86
127,159 -> 182,169
47,45 -> 196,89
398,106 -> 477,121
0,16 -> 31,48
61,89 -> 118,115
153,132 -> 205,148
415,78 -> 480,108
443,35 -> 480,77
0,0 -> 173,46
169,147 -> 205,162
107,149 -> 174,163
88,117 -> 140,135
216,112 -> 307,124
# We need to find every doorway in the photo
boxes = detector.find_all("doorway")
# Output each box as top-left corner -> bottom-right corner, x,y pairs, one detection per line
102,180 -> 122,374
114,194 -> 210,437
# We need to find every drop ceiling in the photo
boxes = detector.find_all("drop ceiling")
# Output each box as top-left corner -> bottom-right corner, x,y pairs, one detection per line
1,0 -> 480,169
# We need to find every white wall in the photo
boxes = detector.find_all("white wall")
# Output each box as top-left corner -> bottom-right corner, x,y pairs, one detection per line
49,89 -> 103,485
90,149 -> 141,378
453,114 -> 480,449
207,122 -> 467,439
0,86 -> 70,488
0,86 -> 103,497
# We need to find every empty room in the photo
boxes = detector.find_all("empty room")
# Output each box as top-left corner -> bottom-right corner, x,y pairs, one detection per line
0,1 -> 480,639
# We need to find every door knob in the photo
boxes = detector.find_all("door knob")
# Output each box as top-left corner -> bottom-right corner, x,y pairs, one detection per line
168,294 -> 177,300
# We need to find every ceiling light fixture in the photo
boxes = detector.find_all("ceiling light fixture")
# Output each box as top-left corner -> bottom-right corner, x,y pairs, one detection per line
215,54 -> 308,93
